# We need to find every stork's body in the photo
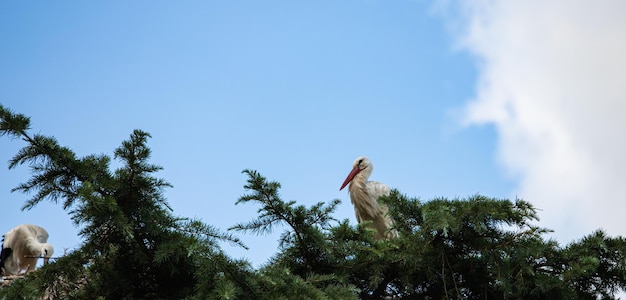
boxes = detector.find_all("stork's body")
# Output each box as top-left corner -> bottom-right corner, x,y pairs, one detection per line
340,156 -> 397,240
1,224 -> 54,275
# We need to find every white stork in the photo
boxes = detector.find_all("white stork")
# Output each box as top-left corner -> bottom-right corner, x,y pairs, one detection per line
340,156 -> 398,240
0,224 -> 54,275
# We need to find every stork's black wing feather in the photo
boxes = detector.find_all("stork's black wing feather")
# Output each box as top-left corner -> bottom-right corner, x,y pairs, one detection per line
0,235 -> 12,275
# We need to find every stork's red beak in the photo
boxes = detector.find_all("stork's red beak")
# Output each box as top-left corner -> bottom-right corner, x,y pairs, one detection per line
340,166 -> 361,191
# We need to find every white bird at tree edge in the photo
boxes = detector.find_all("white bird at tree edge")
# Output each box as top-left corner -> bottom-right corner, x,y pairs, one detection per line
1,224 -> 54,275
340,156 -> 398,240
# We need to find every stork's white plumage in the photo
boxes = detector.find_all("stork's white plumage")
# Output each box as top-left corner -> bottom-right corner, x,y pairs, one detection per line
340,156 -> 398,240
0,224 -> 54,275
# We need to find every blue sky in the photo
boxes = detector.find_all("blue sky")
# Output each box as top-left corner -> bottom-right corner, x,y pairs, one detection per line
2,1 -> 625,269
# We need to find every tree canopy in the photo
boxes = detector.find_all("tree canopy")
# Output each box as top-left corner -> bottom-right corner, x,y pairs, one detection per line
1,104 -> 626,299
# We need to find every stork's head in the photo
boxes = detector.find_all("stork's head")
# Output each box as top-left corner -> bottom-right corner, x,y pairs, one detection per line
41,243 -> 54,264
339,156 -> 372,190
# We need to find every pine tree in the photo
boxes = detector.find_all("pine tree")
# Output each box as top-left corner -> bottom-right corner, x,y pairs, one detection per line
0,105 -> 355,299
0,106 -> 245,299
233,172 -> 626,299
2,104 -> 626,299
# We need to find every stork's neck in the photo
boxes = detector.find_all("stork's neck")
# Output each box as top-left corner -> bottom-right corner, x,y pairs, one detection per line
348,170 -> 371,199
348,172 -> 364,192
25,238 -> 43,254
347,169 -> 381,220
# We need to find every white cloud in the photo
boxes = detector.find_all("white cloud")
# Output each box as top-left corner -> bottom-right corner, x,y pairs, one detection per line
451,1 -> 626,242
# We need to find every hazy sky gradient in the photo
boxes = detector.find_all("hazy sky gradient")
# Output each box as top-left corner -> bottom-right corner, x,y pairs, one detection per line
2,1 -> 623,270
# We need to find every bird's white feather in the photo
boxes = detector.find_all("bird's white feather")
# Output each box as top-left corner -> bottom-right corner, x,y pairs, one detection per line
1,224 -> 54,275
344,156 -> 398,240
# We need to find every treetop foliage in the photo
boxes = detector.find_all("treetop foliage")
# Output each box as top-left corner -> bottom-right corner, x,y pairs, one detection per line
1,104 -> 626,299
